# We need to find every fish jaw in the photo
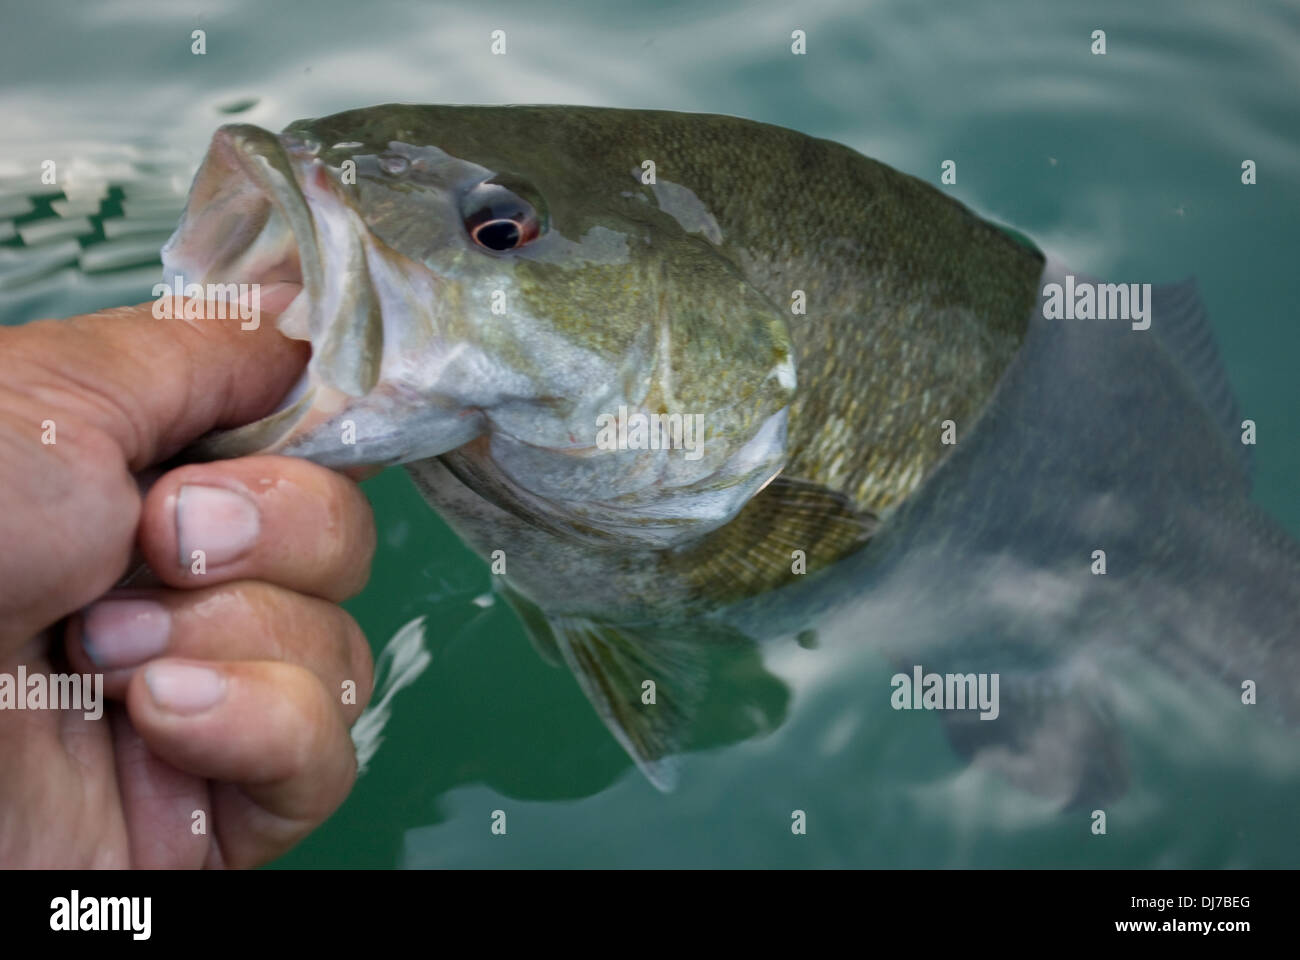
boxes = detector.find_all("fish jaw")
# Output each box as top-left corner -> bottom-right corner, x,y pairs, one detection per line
162,123 -> 491,468
162,124 -> 323,331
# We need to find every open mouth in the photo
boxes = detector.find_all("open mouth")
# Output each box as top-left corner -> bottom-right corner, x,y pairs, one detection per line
164,124 -> 392,460
163,124 -> 484,469
162,125 -> 331,442
162,124 -> 321,329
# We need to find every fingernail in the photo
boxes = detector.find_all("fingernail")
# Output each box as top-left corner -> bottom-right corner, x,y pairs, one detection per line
144,663 -> 226,715
81,599 -> 171,668
176,484 -> 259,568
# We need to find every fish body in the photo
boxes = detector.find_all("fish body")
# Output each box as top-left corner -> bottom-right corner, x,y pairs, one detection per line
717,258 -> 1300,804
163,105 -> 1298,799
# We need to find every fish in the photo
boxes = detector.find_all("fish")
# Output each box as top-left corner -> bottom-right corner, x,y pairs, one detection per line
162,104 -> 1300,803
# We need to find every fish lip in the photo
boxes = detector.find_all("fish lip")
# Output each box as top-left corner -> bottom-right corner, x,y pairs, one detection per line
162,123 -> 325,316
164,124 -> 342,455
166,124 -> 462,465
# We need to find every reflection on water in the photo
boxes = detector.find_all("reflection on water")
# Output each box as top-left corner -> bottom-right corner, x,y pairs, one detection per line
2,0 -> 1298,866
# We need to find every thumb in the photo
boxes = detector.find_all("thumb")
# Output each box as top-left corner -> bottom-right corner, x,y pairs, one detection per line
0,291 -> 308,643
7,286 -> 307,470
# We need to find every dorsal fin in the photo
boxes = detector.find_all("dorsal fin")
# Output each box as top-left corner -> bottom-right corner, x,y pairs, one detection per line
1148,279 -> 1253,481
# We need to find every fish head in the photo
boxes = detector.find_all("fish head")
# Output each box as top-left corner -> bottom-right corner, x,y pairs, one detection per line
162,105 -> 796,546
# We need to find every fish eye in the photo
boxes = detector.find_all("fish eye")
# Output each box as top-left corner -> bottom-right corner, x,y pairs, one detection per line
461,180 -> 545,253
472,218 -> 524,251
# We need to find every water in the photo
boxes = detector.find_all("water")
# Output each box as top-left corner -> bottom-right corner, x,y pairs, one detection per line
2,0 -> 1297,867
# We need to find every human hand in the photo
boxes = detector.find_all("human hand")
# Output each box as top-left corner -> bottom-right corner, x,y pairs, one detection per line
0,294 -> 376,867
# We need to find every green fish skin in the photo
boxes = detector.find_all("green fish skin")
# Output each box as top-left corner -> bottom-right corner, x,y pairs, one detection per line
166,105 -> 1041,618
164,106 -> 1297,800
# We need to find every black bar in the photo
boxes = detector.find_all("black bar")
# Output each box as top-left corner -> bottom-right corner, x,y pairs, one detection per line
1,869 -> 1278,946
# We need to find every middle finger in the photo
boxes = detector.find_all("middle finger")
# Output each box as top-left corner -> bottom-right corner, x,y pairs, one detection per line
67,580 -> 374,718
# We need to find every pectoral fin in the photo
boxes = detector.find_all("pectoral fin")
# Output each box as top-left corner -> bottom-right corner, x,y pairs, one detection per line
677,475 -> 878,606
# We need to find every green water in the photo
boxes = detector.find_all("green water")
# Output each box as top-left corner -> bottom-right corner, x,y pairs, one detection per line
2,0 -> 1298,867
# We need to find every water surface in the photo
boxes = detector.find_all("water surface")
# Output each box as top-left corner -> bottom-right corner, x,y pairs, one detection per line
2,0 -> 1297,867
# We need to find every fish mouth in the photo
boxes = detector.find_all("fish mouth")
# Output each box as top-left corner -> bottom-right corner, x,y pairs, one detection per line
163,124 -> 406,465
162,124 -> 321,335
